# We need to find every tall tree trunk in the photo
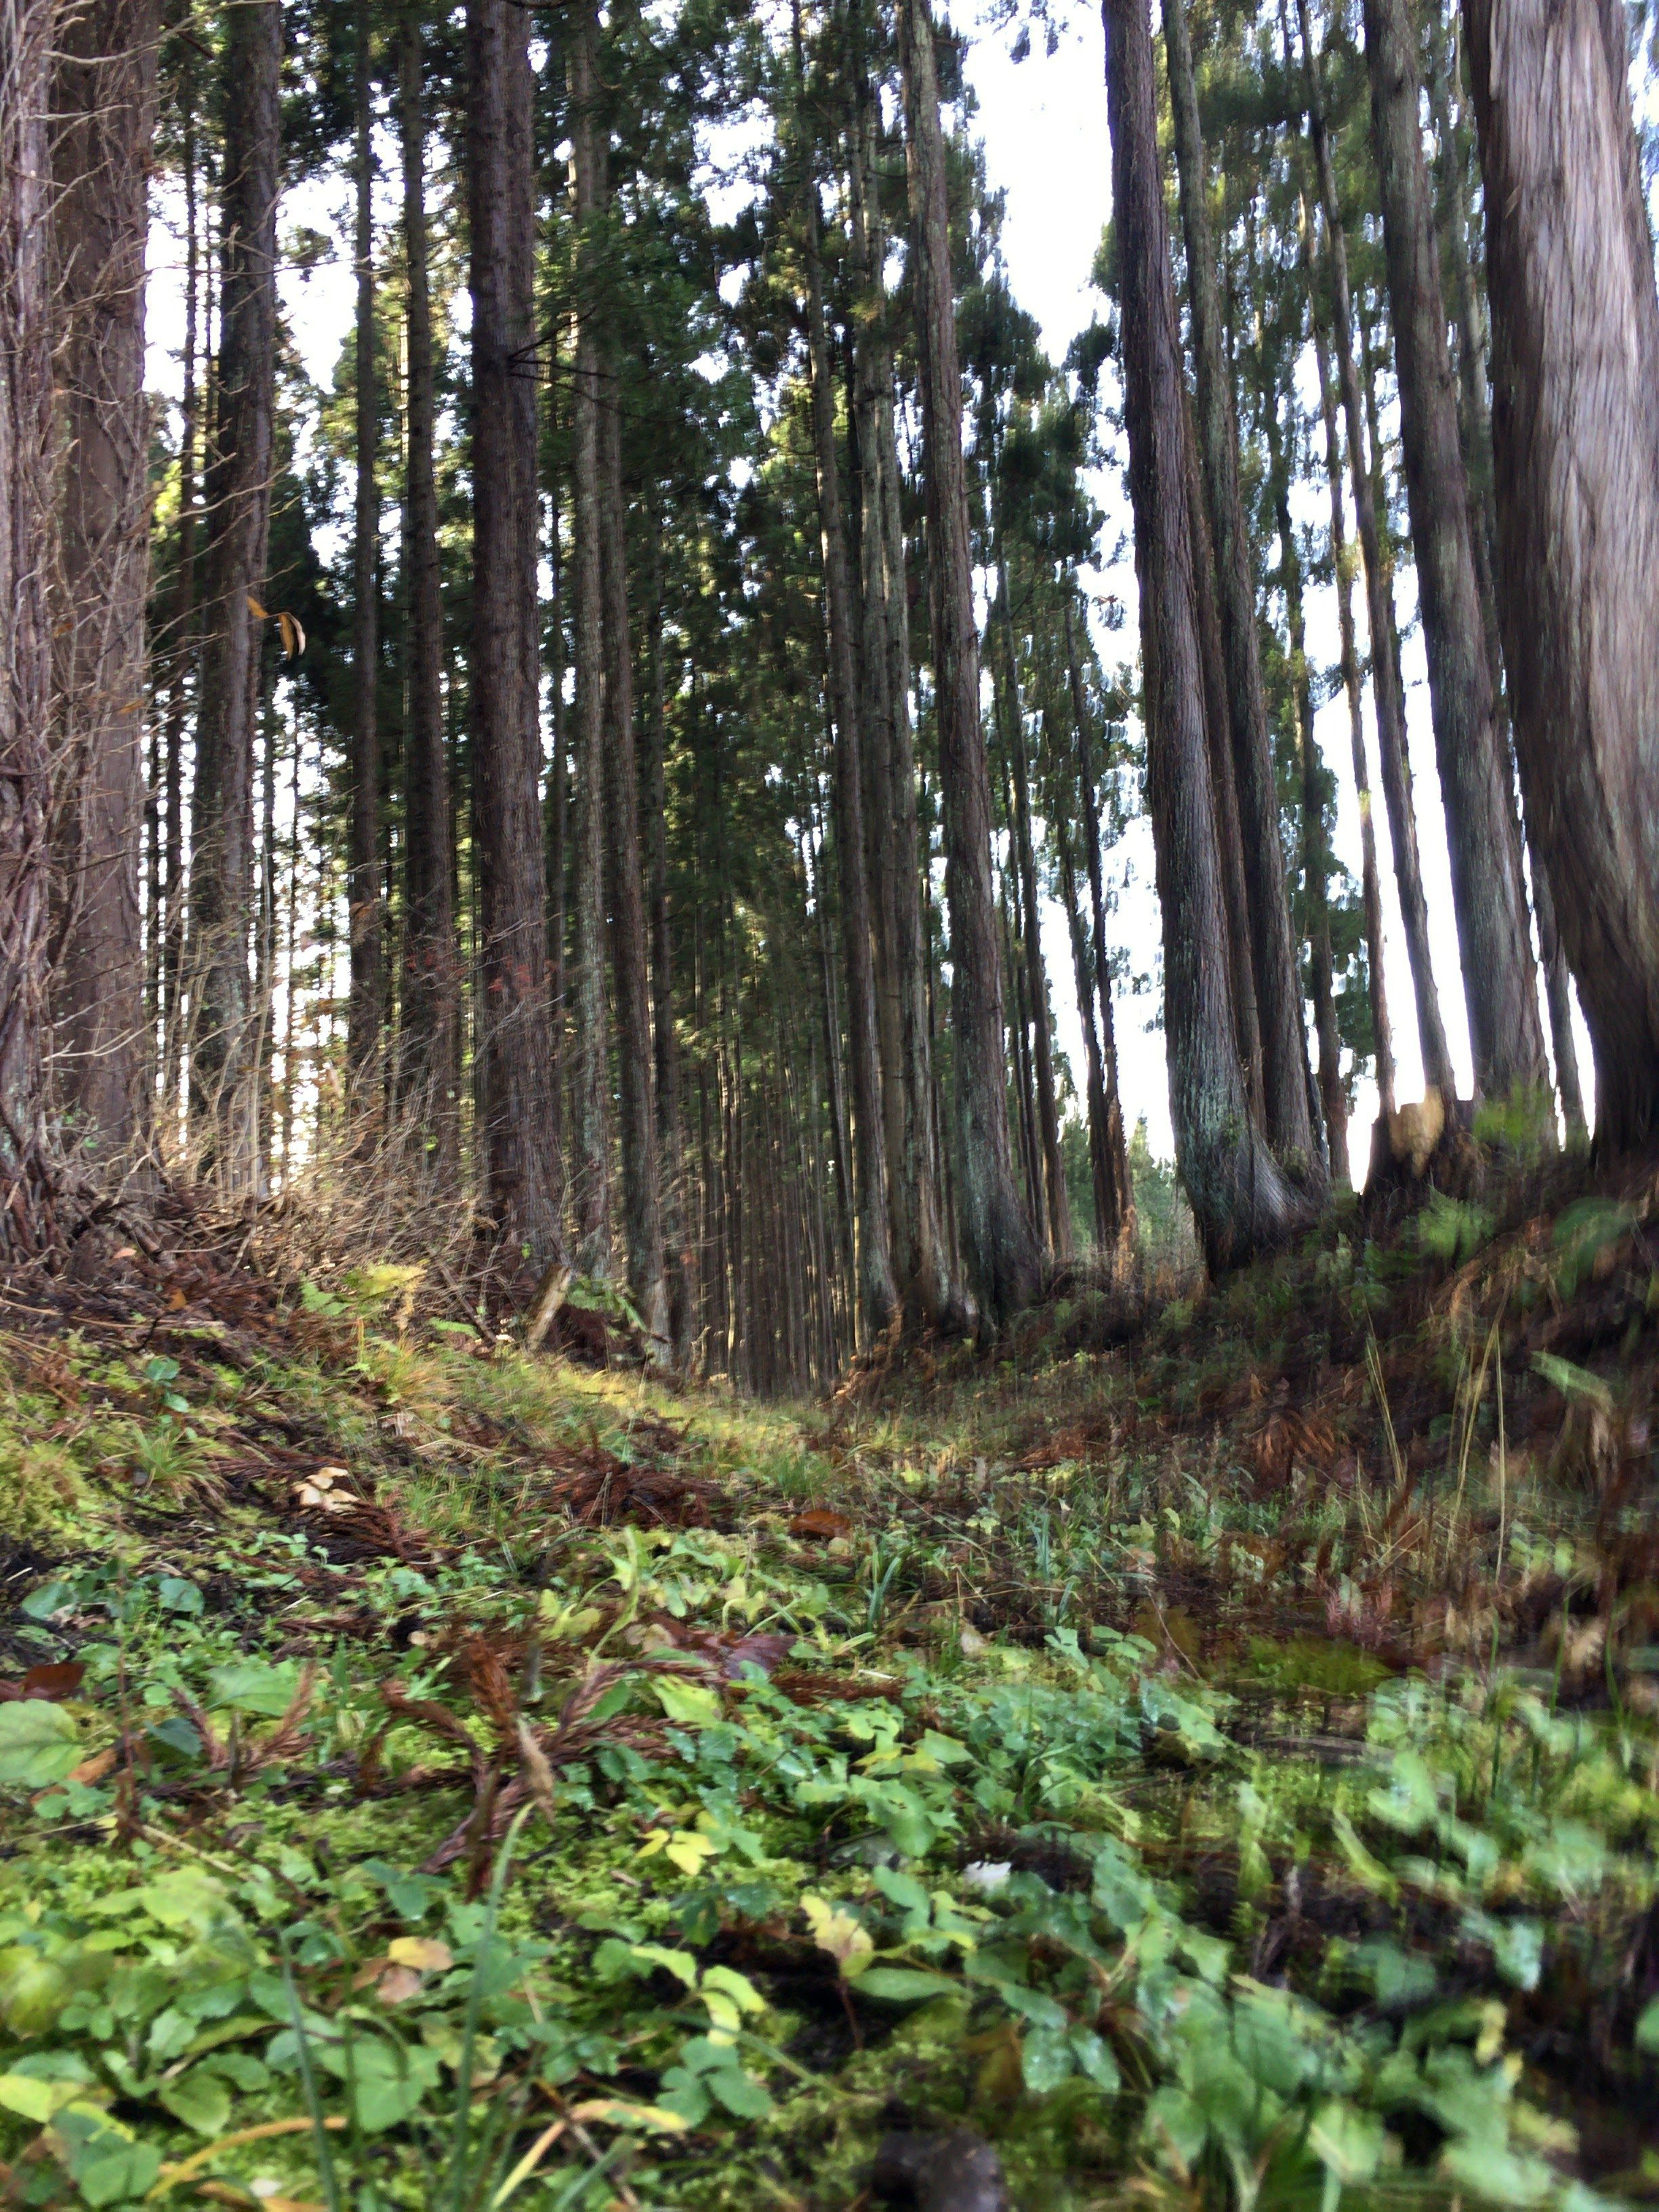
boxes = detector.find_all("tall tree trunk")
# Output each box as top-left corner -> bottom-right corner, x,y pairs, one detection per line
1051,739 -> 1113,1247
645,525 -> 694,1360
1267,396 -> 1349,1183
0,0 -> 55,1247
1296,0 -> 1454,1105
1182,388 -> 1263,1122
599,358 -> 670,1347
1163,0 -> 1317,1178
398,1 -> 459,1160
189,0 -> 280,1187
1361,0 -> 1545,1103
48,0 -> 157,1164
847,65 -> 953,1329
1063,591 -> 1132,1241
1430,44 -> 1588,1143
466,0 -> 566,1272
1103,0 -> 1313,1271
567,0 -> 612,1273
161,49 -> 198,1131
899,0 -> 1040,1324
802,159 -> 897,1343
996,563 -> 1069,1254
348,3 -> 383,1097
1464,0 -> 1659,1154
1299,201 -> 1396,1120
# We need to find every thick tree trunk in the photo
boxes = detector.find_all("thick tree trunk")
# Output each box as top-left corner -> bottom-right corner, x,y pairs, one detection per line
567,1 -> 612,1273
348,4 -> 383,1097
899,0 -> 1040,1324
0,0 -> 55,1247
645,527 -> 694,1360
1296,0 -> 1454,1105
399,5 -> 459,1159
1267,399 -> 1348,1183
1062,592 -> 1132,1242
189,0 -> 280,1188
598,365 -> 670,1347
803,168 -> 897,1343
1361,0 -> 1544,1103
1163,0 -> 1316,1179
1104,0 -> 1313,1272
1183,389 -> 1263,1124
1430,47 -> 1588,1143
466,0 -> 566,1272
1052,750 -> 1113,1247
48,0 -> 156,1164
1465,0 -> 1659,1154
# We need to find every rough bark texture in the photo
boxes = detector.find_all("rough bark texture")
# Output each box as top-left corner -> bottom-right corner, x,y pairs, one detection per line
466,0 -> 566,1271
567,0 -> 613,1273
1104,0 -> 1312,1272
161,59 -> 198,1123
347,5 -> 383,1094
48,0 -> 156,1163
1297,0 -> 1454,1105
899,0 -> 1040,1324
1063,594 -> 1132,1243
804,173 -> 898,1341
398,4 -> 459,1154
599,369 -> 670,1347
1465,0 -> 1659,1154
1181,389 -> 1263,1128
189,0 -> 280,1187
1163,0 -> 1315,1176
1361,0 -> 1545,1102
0,0 -> 55,1246
848,69 -> 953,1330
1431,45 -> 1587,1143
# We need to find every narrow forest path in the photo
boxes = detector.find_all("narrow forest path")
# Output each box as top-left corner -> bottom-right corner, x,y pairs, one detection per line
1,1181 -> 1656,2210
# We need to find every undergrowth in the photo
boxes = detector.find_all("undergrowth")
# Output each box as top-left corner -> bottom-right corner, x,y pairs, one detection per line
1,1167 -> 1657,2211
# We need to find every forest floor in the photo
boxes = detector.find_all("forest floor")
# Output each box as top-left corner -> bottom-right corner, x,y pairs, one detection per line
2,1158 -> 1658,2212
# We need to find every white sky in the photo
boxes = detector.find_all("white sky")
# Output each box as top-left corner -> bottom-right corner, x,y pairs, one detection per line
144,2 -> 1595,1179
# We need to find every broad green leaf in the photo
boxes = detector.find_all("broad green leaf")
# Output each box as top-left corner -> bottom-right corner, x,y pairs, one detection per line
1636,1998 -> 1659,2055
0,1947 -> 69,2036
205,1661 -> 304,1718
1069,2028 -> 1121,2093
0,2073 -> 87,2123
342,2035 -> 441,2133
853,1967 -> 960,2003
1308,2101 -> 1385,2184
705,2067 -> 773,2118
0,1701 -> 81,1788
1439,2137 -> 1554,2206
1021,2026 -> 1076,2094
801,1895 -> 874,1978
652,1677 -> 723,1729
157,2066 -> 232,2137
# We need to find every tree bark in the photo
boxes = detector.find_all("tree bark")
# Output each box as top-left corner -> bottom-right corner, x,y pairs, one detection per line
0,0 -> 55,1247
1361,0 -> 1545,1103
1296,0 -> 1454,1106
567,0 -> 613,1273
1464,0 -> 1659,1154
1429,41 -> 1588,1143
48,0 -> 156,1164
599,356 -> 670,1347
1062,591 -> 1132,1242
398,2 -> 459,1158
1266,395 -> 1348,1183
644,525 -> 694,1359
996,564 -> 1069,1254
898,0 -> 1040,1324
1163,0 -> 1316,1177
189,0 -> 280,1187
348,3 -> 383,1097
803,159 -> 897,1342
161,47 -> 198,1130
1104,0 -> 1313,1272
466,0 -> 566,1272
847,62 -> 954,1330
